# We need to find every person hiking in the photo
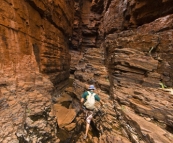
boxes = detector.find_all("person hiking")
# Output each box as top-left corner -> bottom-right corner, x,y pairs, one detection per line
80,85 -> 103,139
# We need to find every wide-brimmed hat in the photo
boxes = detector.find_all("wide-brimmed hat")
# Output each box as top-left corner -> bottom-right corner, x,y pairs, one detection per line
88,85 -> 95,90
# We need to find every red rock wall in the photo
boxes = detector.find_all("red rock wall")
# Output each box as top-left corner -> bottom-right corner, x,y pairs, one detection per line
101,1 -> 173,142
0,0 -> 74,142
129,0 -> 173,26
0,0 -> 172,142
103,0 -> 173,33
70,0 -> 104,72
73,0 -> 173,88
103,0 -> 173,88
71,0 -> 173,142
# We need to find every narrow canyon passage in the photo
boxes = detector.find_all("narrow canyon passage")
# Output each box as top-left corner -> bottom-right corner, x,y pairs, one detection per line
0,0 -> 173,143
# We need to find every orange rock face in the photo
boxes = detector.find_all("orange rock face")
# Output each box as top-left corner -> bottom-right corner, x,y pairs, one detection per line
0,0 -> 74,142
104,0 -> 173,87
69,0 -> 173,142
0,0 -> 173,142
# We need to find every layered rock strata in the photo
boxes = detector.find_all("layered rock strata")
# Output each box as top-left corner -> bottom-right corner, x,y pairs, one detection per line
71,46 -> 132,142
69,0 -> 173,143
103,0 -> 173,87
0,0 -> 73,142
102,0 -> 173,142
105,14 -> 173,87
70,0 -> 104,73
0,0 -> 173,142
72,40 -> 173,142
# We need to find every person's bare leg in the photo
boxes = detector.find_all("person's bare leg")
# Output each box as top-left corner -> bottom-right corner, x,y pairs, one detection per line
84,112 -> 93,139
85,123 -> 90,136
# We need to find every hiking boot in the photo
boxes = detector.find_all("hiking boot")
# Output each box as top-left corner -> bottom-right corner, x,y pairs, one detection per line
83,134 -> 87,140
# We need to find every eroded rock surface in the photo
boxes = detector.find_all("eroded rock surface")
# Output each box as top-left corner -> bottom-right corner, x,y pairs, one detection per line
1,0 -> 173,143
0,0 -> 73,142
68,0 -> 173,143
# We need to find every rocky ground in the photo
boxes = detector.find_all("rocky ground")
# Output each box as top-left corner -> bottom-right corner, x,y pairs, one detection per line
52,45 -> 173,143
1,0 -> 173,143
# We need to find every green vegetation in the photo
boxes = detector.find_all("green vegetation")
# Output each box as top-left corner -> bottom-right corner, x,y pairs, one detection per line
159,82 -> 167,89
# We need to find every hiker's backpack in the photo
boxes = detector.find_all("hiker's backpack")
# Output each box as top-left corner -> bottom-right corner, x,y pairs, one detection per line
84,91 -> 96,110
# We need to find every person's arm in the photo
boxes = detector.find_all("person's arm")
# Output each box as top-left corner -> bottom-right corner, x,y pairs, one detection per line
95,95 -> 104,106
81,98 -> 84,104
81,91 -> 87,106
95,94 -> 100,102
80,98 -> 85,110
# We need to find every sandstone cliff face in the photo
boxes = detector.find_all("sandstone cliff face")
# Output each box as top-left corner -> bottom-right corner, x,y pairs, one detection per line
103,0 -> 173,142
103,0 -> 173,88
0,0 -> 173,142
70,0 -> 104,72
70,0 -> 173,142
0,0 -> 74,142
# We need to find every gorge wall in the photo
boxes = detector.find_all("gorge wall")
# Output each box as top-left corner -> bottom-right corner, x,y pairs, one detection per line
71,0 -> 173,142
103,0 -> 173,88
0,0 -> 173,143
72,0 -> 173,87
0,0 -> 73,142
102,0 -> 173,142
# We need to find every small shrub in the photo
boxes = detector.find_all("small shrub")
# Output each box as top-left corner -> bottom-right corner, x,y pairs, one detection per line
159,82 -> 167,89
